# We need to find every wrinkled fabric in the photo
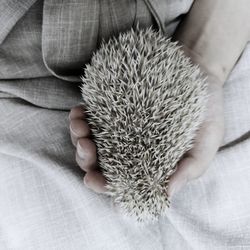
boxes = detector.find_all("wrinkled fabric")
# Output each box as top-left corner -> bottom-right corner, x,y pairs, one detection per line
1,0 -> 250,249
1,44 -> 250,249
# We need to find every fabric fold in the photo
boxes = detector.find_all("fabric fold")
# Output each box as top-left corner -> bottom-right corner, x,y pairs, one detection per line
143,0 -> 193,36
41,0 -> 100,82
0,0 -> 37,45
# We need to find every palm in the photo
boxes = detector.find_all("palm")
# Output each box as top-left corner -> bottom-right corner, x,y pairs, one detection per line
167,82 -> 225,197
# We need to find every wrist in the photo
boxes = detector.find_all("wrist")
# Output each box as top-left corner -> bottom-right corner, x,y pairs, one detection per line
178,42 -> 224,88
172,0 -> 250,88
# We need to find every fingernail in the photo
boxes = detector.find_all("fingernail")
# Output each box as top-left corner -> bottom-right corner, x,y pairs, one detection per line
169,177 -> 187,198
77,142 -> 85,159
70,124 -> 78,137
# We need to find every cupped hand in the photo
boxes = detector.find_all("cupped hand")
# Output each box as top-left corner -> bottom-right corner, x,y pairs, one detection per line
69,105 -> 107,193
167,80 -> 225,198
69,80 -> 224,198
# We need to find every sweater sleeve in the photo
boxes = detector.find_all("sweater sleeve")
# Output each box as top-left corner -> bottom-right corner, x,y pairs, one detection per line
172,0 -> 250,85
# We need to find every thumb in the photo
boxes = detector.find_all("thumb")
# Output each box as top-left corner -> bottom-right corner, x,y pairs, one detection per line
167,156 -> 204,199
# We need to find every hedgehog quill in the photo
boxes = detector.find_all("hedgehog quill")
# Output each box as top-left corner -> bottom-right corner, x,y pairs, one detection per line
80,26 -> 207,222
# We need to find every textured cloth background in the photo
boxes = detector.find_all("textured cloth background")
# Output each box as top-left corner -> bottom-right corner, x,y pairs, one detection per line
1,45 -> 250,250
0,0 -> 250,249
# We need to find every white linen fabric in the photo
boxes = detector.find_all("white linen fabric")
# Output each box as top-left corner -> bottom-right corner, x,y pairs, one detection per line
0,0 -> 250,249
0,45 -> 250,250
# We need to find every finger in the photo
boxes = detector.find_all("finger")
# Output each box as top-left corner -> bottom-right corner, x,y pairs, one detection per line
75,151 -> 97,172
76,138 -> 97,171
167,156 -> 198,198
70,119 -> 91,146
69,105 -> 86,120
84,170 -> 107,194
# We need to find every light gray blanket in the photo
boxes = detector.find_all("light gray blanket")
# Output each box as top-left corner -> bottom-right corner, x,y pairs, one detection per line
0,0 -> 250,249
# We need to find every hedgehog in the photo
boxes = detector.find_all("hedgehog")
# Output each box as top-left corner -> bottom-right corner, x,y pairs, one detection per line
80,26 -> 207,223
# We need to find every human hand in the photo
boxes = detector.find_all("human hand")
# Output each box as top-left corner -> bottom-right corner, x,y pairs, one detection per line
69,79 -> 224,198
69,105 -> 107,193
167,79 -> 225,198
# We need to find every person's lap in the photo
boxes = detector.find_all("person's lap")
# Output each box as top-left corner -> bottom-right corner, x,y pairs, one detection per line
0,81 -> 169,249
1,44 -> 250,249
1,0 -> 250,247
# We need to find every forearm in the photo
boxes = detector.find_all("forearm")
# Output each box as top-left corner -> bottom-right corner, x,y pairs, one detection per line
173,0 -> 250,86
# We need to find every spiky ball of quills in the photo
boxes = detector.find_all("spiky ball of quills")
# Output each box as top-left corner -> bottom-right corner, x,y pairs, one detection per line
80,26 -> 207,223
